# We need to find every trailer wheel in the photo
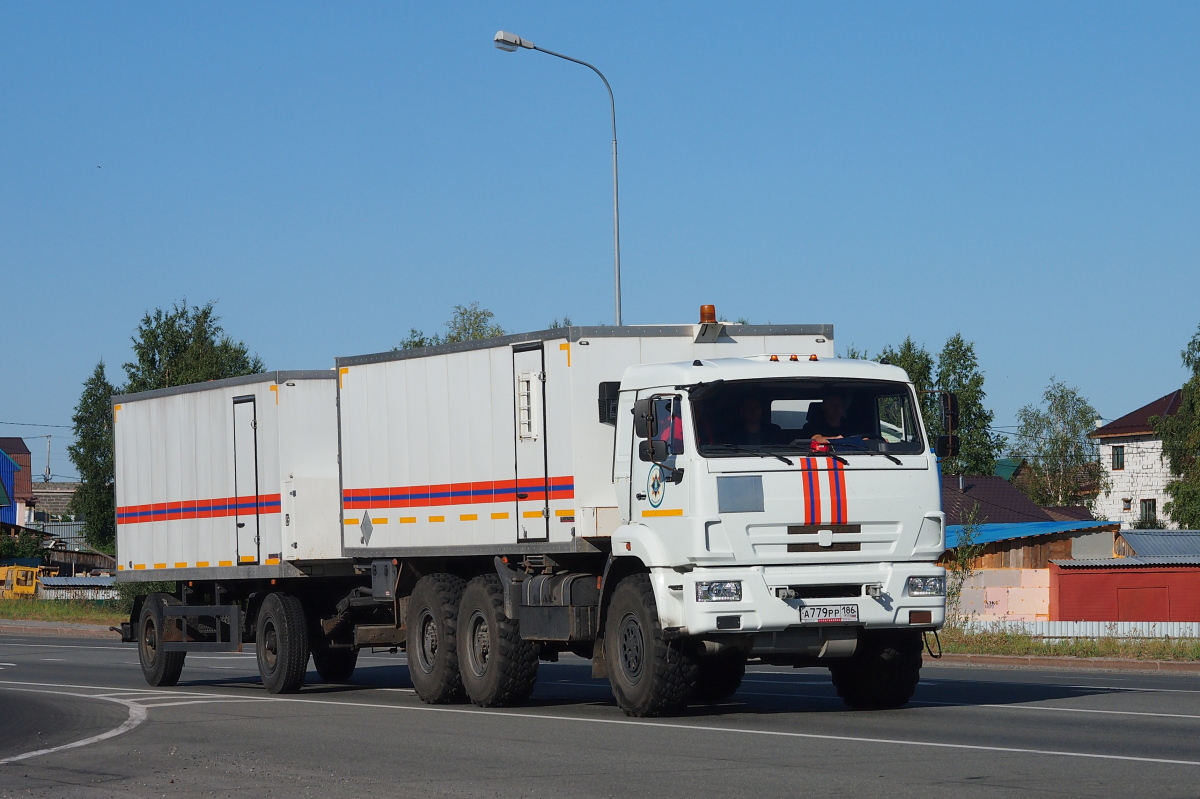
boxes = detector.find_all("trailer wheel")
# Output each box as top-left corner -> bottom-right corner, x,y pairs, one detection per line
256,592 -> 310,694
406,573 -> 467,704
829,629 -> 922,709
312,644 -> 358,683
694,649 -> 746,702
456,574 -> 539,707
138,593 -> 185,687
604,573 -> 698,717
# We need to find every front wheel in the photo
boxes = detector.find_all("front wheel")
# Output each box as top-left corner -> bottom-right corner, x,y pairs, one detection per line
138,593 -> 186,687
604,573 -> 697,717
829,630 -> 922,709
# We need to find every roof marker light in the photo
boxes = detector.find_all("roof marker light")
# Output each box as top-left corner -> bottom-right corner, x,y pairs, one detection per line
699,304 -> 717,324
769,355 -> 779,362
809,354 -> 819,361
789,354 -> 799,362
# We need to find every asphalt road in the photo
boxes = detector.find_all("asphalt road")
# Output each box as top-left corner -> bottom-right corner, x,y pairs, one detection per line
3,635 -> 1200,797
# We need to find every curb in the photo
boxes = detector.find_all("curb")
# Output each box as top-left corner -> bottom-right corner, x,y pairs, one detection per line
0,619 -> 121,639
924,652 -> 1200,673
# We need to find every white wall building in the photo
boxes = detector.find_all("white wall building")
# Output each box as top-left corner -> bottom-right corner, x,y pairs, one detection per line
1090,390 -> 1181,530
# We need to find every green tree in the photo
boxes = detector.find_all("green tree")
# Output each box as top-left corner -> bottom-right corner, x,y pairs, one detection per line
1012,378 -> 1105,508
1156,323 -> 1200,527
936,334 -> 1004,475
67,362 -> 118,551
0,530 -> 49,562
548,315 -> 573,329
123,300 -> 264,392
396,302 -> 506,350
68,303 -> 264,552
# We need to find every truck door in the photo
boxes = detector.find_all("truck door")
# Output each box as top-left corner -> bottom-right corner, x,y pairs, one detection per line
631,392 -> 691,531
232,396 -> 260,565
513,345 -> 549,542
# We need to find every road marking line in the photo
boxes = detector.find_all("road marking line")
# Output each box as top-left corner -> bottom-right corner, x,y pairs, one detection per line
0,687 -> 147,765
7,678 -> 1200,765
911,698 -> 1200,721
0,663 -> 16,666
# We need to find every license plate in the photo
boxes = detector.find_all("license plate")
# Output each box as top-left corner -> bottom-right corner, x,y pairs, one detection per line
800,604 -> 859,624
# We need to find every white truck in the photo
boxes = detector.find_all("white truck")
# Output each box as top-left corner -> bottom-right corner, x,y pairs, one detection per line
114,310 -> 956,716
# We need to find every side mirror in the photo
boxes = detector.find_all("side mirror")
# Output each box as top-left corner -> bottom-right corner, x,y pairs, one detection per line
633,398 -> 656,439
639,439 -> 669,463
941,393 -> 960,435
936,435 -> 960,459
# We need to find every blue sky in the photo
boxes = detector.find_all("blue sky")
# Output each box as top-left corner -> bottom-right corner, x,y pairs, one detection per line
3,3 -> 1198,478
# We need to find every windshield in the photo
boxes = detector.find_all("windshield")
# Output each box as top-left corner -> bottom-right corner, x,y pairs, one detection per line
691,379 -> 925,457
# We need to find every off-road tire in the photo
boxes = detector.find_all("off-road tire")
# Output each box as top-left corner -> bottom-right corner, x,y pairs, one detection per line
256,592 -> 310,694
406,573 -> 467,704
604,573 -> 698,717
456,574 -> 539,707
694,649 -> 746,702
829,630 -> 922,709
138,592 -> 186,687
312,644 -> 358,683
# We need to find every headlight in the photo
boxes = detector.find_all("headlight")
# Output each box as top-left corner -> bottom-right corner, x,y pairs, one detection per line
907,576 -> 945,597
695,580 -> 742,602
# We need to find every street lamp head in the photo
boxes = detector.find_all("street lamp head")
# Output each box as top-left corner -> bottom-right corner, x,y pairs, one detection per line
494,30 -> 534,52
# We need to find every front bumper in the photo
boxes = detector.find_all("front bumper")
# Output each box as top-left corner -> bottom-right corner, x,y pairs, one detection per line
654,561 -> 946,637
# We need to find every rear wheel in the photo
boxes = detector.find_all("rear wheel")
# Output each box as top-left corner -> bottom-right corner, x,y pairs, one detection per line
829,630 -> 922,709
694,649 -> 746,702
604,573 -> 697,717
256,592 -> 310,694
406,573 -> 466,704
312,643 -> 358,683
456,574 -> 539,707
138,593 -> 186,687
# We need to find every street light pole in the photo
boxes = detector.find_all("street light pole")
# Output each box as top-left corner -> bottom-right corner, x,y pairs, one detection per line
494,31 -> 623,326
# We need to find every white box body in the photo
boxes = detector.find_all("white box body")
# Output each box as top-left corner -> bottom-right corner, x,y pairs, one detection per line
336,325 -> 834,557
114,371 -> 340,575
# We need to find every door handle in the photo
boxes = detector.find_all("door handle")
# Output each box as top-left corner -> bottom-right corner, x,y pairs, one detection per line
517,493 -> 529,499
237,522 -> 246,528
636,493 -> 647,500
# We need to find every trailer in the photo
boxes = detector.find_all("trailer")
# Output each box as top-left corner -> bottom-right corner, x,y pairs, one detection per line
115,313 -> 954,716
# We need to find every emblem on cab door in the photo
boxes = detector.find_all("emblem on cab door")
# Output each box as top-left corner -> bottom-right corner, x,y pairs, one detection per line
647,465 -> 666,508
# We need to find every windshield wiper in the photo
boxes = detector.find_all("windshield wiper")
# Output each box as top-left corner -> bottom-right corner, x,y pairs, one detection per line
831,440 -> 902,465
713,444 -> 793,466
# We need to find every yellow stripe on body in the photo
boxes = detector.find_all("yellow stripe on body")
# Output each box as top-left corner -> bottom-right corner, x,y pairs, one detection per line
240,556 -> 255,563
429,516 -> 445,523
219,560 -> 233,567
554,509 -> 575,517
399,517 -> 416,524
196,561 -> 210,568
153,563 -> 167,569
174,562 -> 188,569
641,509 -> 684,517
460,514 -> 478,521
371,518 -> 389,525
491,512 -> 510,520
522,510 -> 543,518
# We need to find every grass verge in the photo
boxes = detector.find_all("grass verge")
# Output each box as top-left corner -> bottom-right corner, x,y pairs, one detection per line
938,624 -> 1200,661
0,598 -> 125,627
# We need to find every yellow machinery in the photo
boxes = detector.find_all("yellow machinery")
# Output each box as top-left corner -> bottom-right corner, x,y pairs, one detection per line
0,565 -> 57,599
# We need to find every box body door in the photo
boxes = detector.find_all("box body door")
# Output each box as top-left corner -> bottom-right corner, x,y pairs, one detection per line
513,346 -> 549,542
233,396 -> 260,564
